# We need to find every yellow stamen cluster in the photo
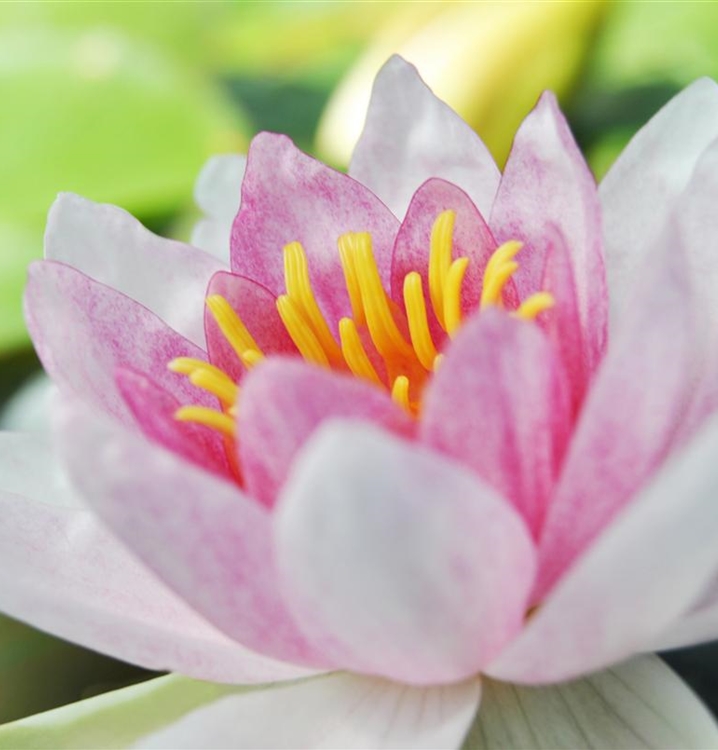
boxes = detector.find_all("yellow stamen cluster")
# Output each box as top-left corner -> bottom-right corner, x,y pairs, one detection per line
169,209 -> 554,440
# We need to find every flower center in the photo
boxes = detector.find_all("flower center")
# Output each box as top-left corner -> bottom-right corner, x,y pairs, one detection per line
168,210 -> 553,439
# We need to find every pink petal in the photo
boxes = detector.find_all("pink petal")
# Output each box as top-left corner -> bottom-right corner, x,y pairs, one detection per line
422,310 -> 570,537
231,133 -> 399,326
350,56 -> 500,220
275,421 -> 536,685
535,239 -> 703,598
56,397 -> 328,669
486,413 -> 718,684
25,262 -> 215,427
490,92 -> 607,375
45,193 -> 225,347
239,358 -> 414,509
204,271 -> 296,386
600,78 -> 718,323
116,368 -> 231,479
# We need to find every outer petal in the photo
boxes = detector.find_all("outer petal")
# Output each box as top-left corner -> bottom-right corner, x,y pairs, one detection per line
486,413 -> 718,684
239,359 -> 414,508
422,310 -> 570,537
535,237 -> 702,596
600,78 -> 718,323
490,91 -> 606,374
0,492 -> 307,684
466,656 -> 718,749
45,193 -> 225,347
350,56 -> 500,221
275,421 -> 536,685
56,397 -> 327,669
25,261 -> 214,427
231,133 -> 400,326
191,154 -> 246,262
138,673 -> 481,750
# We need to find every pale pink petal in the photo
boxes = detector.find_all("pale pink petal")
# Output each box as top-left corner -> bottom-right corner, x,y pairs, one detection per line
137,673 -> 481,750
350,56 -> 500,220
490,92 -> 606,375
116,368 -> 231,479
275,421 -> 536,685
25,261 -> 214,427
535,239 -> 702,597
421,310 -> 570,537
231,133 -> 399,326
0,492 -> 310,684
600,78 -> 718,323
45,193 -> 225,347
191,154 -> 246,262
239,359 -> 414,509
56,397 -> 327,669
486,413 -> 718,684
204,271 -> 296,386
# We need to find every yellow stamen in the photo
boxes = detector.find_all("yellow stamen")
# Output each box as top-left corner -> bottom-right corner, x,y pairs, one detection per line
515,292 -> 555,320
351,232 -> 413,359
276,295 -> 329,367
169,357 -> 239,406
175,406 -> 236,438
433,353 -> 445,371
338,234 -> 366,327
391,375 -> 410,411
428,210 -> 455,330
443,257 -> 470,337
283,242 -> 343,365
403,272 -> 438,371
338,318 -> 382,385
241,349 -> 263,368
480,242 -> 523,309
206,295 -> 262,364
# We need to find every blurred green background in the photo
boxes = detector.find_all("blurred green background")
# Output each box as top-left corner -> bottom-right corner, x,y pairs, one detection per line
1,0 -> 717,725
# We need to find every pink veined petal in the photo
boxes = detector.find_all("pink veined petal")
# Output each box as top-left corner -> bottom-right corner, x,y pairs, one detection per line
535,229 -> 703,599
486,412 -> 718,685
239,358 -> 414,510
191,154 -> 246,263
137,673 -> 481,750
350,56 -> 501,221
204,271 -> 296,386
390,178 -> 516,347
275,421 -> 536,686
600,78 -> 718,326
25,261 -> 215,428
116,367 -> 231,480
45,193 -> 225,347
421,310 -> 571,539
231,132 -> 400,327
56,397 -> 328,669
490,91 -> 607,375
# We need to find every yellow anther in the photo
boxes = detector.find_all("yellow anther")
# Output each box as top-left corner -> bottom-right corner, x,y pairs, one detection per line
352,232 -> 413,359
403,272 -> 438,371
391,375 -> 411,411
276,295 -> 329,367
188,370 -> 238,407
241,349 -> 263,368
428,210 -> 456,330
433,353 -> 445,371
515,292 -> 555,320
443,257 -> 469,337
338,234 -> 366,327
168,357 -> 216,376
338,318 -> 382,385
283,242 -> 343,365
175,406 -> 236,438
480,240 -> 523,309
206,295 -> 262,365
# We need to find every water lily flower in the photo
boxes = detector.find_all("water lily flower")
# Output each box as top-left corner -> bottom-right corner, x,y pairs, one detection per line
2,56 -> 718,748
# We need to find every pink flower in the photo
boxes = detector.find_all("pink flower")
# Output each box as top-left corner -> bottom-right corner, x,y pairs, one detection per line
2,56 -> 718,746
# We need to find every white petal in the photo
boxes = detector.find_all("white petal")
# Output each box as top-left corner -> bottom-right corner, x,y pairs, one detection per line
275,421 -> 536,685
191,154 -> 246,262
137,672 -> 481,750
0,372 -> 54,433
487,412 -> 718,684
599,78 -> 718,324
349,56 -> 500,220
466,655 -> 718,750
45,193 -> 226,346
